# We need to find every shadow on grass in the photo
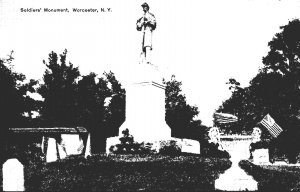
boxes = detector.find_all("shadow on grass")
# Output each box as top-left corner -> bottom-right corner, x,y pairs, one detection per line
239,160 -> 300,192
24,154 -> 231,191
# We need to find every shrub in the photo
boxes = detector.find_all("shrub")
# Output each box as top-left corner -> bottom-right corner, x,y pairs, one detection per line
159,140 -> 181,155
23,143 -> 45,164
201,141 -> 230,158
239,160 -> 299,191
109,129 -> 155,154
251,131 -> 300,164
249,141 -> 269,151
4,142 -> 44,165
139,142 -> 155,154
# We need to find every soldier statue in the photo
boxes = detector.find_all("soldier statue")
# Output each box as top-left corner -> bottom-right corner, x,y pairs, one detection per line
136,2 -> 156,64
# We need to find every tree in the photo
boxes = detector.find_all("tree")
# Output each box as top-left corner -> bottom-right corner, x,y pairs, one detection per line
262,19 -> 300,115
216,73 -> 291,134
164,75 -> 206,141
217,19 -> 300,162
38,50 -> 125,152
75,73 -> 108,152
0,52 -> 38,160
263,19 -> 300,77
38,50 -> 80,126
103,71 -> 125,138
218,19 -> 300,130
76,71 -> 125,152
216,78 -> 251,133
0,52 -> 38,127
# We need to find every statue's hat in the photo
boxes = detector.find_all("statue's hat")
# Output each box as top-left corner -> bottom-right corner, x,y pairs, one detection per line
141,2 -> 149,8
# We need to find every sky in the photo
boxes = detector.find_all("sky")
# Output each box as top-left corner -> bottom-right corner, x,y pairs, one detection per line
0,0 -> 300,126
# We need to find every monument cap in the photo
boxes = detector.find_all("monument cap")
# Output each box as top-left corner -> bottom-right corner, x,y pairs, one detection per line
141,2 -> 149,8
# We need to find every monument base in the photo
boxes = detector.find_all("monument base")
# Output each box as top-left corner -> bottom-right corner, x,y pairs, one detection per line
106,136 -> 200,154
215,164 -> 258,191
215,135 -> 258,191
106,64 -> 200,154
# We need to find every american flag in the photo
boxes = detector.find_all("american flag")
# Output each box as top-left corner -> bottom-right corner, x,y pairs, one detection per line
260,114 -> 283,138
214,112 -> 238,124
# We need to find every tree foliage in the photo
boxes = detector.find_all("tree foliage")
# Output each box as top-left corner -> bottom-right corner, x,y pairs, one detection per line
38,50 -> 125,152
217,19 -> 300,133
0,52 -> 38,160
103,71 -> 126,138
38,50 -> 80,126
217,19 -> 300,161
5,49 -> 205,153
0,51 -> 38,128
164,75 -> 206,141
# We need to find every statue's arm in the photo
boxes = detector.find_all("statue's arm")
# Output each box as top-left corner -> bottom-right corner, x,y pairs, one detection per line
136,17 -> 144,31
148,14 -> 156,30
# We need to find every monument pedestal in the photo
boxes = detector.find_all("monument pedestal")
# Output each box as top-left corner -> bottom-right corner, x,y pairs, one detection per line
215,163 -> 258,191
106,64 -> 200,154
119,81 -> 172,141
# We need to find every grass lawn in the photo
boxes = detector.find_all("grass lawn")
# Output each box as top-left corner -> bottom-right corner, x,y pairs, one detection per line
3,155 -> 300,191
23,154 -> 231,192
240,160 -> 300,191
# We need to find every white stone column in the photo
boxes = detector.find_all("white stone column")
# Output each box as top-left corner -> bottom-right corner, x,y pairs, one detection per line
85,134 -> 91,158
107,64 -> 172,148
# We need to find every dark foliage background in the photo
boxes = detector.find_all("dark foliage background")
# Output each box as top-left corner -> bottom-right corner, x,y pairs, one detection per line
216,19 -> 300,161
164,75 -> 207,144
37,50 -> 125,152
1,49 -> 207,155
0,52 -> 39,162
